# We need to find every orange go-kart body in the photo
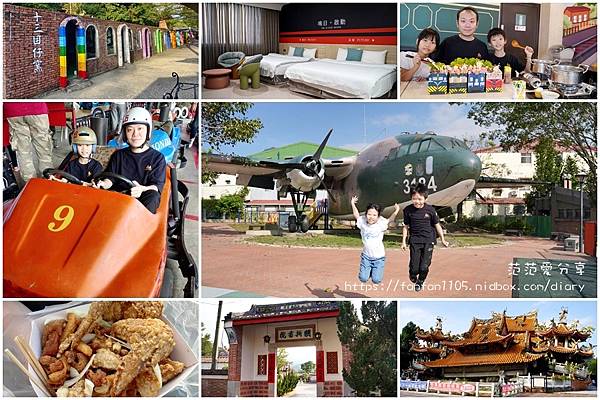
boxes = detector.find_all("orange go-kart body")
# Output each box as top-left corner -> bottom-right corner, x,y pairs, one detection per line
3,172 -> 171,298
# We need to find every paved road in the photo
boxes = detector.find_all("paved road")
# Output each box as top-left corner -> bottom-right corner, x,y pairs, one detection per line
39,45 -> 199,99
201,223 -> 595,298
400,390 -> 597,397
287,382 -> 317,397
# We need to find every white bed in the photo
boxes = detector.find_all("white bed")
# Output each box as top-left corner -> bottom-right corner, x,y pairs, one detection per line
259,53 -> 314,84
284,59 -> 397,99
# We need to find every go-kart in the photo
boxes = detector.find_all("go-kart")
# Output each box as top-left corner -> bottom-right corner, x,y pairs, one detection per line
3,125 -> 197,298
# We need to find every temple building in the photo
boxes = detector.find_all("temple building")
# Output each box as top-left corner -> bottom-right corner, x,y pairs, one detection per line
409,308 -> 594,386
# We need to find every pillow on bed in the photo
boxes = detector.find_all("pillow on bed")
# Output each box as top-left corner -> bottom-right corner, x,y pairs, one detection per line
346,48 -> 363,62
336,48 -> 348,61
361,49 -> 387,64
288,46 -> 297,56
303,48 -> 317,58
293,47 -> 305,57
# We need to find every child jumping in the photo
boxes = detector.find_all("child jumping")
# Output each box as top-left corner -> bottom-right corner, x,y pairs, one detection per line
401,184 -> 449,292
351,195 -> 400,284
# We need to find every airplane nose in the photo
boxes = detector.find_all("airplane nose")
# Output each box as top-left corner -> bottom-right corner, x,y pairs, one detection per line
470,154 -> 482,179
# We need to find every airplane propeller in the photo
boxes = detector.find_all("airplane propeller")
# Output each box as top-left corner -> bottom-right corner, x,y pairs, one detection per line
303,129 -> 336,202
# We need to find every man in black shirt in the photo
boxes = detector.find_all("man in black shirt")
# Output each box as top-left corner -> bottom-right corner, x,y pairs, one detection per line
487,28 -> 533,78
402,184 -> 449,292
433,6 -> 490,64
95,107 -> 166,213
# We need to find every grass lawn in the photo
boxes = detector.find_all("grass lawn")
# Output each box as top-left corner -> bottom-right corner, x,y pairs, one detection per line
244,231 -> 503,248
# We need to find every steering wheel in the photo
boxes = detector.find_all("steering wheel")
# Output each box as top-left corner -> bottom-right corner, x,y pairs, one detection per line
94,172 -> 135,193
43,168 -> 83,185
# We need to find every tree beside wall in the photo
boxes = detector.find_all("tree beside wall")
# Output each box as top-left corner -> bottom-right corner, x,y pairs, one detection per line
337,301 -> 397,397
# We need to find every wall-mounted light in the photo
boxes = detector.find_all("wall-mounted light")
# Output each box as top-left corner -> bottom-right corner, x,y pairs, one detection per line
314,331 -> 322,340
264,335 -> 271,344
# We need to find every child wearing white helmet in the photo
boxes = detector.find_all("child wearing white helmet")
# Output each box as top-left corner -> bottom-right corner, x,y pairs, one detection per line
57,126 -> 103,185
95,107 -> 166,213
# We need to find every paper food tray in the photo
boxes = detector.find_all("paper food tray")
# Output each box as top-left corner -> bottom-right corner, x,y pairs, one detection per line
29,303 -> 198,397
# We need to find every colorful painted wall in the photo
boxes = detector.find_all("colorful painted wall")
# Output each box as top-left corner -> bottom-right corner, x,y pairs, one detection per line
3,5 -> 184,98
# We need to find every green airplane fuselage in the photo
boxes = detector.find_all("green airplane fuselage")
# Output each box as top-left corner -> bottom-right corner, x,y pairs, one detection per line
327,134 -> 482,217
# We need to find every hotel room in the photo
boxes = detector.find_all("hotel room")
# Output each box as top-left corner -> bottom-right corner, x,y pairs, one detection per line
202,3 -> 398,99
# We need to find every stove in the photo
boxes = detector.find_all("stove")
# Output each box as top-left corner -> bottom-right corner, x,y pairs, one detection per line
549,82 -> 596,99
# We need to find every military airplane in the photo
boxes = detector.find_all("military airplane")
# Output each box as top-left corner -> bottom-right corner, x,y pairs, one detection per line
205,130 -> 534,233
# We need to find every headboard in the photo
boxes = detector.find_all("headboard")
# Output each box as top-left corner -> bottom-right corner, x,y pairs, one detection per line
278,44 -> 397,65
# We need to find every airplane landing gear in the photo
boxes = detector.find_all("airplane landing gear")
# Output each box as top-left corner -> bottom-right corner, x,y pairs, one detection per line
288,190 -> 314,233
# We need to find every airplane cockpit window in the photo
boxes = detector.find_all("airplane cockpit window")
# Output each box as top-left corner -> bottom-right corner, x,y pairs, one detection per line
418,139 -> 431,152
408,142 -> 419,155
394,145 -> 410,159
428,140 -> 445,152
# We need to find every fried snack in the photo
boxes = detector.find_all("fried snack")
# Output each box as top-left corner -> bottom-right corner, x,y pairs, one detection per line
75,343 -> 93,357
93,348 -> 122,370
160,358 -> 185,383
60,313 -> 81,343
42,320 -> 65,356
135,367 -> 162,397
59,302 -> 164,355
89,336 -> 113,352
65,350 -> 89,373
47,357 -> 68,386
86,369 -> 107,387
109,319 -> 175,396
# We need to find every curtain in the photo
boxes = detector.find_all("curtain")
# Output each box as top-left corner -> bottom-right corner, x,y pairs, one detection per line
202,3 -> 279,69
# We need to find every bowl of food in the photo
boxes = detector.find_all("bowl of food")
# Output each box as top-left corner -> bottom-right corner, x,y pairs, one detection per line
29,301 -> 197,397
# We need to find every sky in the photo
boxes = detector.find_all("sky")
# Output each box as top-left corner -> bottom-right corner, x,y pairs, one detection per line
218,102 -> 487,155
201,299 -> 376,365
400,300 -> 597,354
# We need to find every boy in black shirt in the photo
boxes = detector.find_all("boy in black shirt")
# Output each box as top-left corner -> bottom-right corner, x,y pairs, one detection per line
60,127 -> 102,184
95,107 -> 166,214
433,6 -> 489,64
401,184 -> 449,292
487,28 -> 534,78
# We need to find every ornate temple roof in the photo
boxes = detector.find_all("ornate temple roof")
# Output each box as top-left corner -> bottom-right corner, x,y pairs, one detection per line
416,329 -> 449,342
424,343 -> 544,368
226,301 -> 339,322
410,344 -> 443,355
538,323 -> 590,340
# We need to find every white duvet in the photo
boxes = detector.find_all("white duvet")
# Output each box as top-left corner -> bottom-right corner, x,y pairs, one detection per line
260,53 -> 313,78
284,59 -> 397,99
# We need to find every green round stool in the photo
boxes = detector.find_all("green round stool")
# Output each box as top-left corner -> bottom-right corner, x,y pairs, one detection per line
239,55 -> 263,90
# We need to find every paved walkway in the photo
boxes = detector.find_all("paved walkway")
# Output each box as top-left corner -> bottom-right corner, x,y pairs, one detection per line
39,45 -> 199,99
400,390 -> 597,397
201,223 -> 596,298
286,382 -> 317,397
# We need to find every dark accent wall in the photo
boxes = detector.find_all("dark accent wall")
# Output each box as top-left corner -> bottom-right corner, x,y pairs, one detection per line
280,3 -> 397,45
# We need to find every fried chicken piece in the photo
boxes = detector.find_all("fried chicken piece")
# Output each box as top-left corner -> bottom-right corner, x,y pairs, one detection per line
160,358 -> 185,383
109,318 -> 175,396
58,302 -> 163,356
40,355 -> 64,375
60,313 -> 81,343
47,357 -> 68,387
92,348 -> 122,370
65,350 -> 89,373
93,374 -> 115,396
67,380 -> 85,397
89,336 -> 113,352
86,369 -> 107,387
42,320 -> 65,356
135,367 -> 162,397
133,358 -> 185,397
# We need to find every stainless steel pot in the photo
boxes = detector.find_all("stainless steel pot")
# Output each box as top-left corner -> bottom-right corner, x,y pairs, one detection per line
550,64 -> 590,85
531,59 -> 558,76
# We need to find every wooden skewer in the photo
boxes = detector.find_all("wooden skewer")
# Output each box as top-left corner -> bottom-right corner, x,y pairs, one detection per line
104,333 -> 132,350
4,349 -> 53,397
14,336 -> 48,385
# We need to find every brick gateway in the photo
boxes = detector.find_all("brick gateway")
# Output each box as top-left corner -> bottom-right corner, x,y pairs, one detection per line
4,4 -> 192,98
224,301 -> 353,397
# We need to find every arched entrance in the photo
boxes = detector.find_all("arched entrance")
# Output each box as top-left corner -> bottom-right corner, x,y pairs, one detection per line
58,16 -> 86,87
142,28 -> 151,58
224,302 -> 349,397
116,24 -> 130,66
